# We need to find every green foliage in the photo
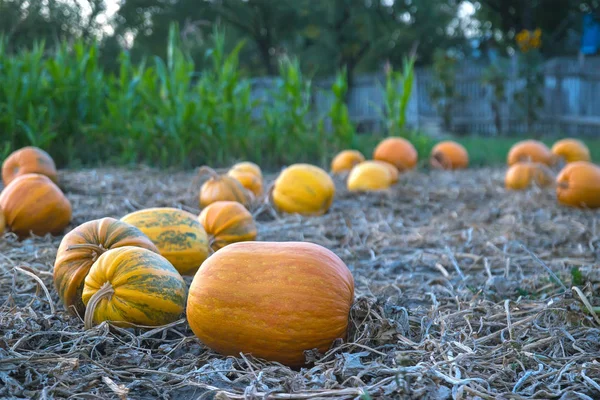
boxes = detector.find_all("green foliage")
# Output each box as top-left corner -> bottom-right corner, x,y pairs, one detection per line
327,67 -> 356,151
514,50 -> 545,133
429,49 -> 463,132
383,56 -> 416,137
481,60 -> 509,135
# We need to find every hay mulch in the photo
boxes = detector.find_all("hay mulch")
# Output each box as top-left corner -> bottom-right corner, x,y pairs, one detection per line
2,166 -> 600,400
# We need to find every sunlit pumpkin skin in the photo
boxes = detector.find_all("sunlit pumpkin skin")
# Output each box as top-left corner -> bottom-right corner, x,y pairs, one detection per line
551,138 -> 591,164
347,161 -> 392,191
330,150 -> 365,174
198,201 -> 257,251
430,141 -> 469,170
272,163 -> 335,216
121,207 -> 209,276
199,167 -> 252,208
82,246 -> 187,328
507,140 -> 553,166
505,162 -> 554,190
373,137 -> 418,171
2,146 -> 58,186
186,241 -> 355,366
53,217 -> 160,316
556,161 -> 600,208
0,173 -> 71,237
229,161 -> 262,179
371,160 -> 399,183
227,169 -> 263,197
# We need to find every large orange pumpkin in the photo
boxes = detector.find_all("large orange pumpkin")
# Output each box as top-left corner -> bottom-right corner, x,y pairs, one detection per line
53,217 -> 160,316
121,207 -> 210,276
505,162 -> 554,190
551,138 -> 591,164
2,146 -> 58,186
507,140 -> 553,166
82,246 -> 187,329
330,150 -> 365,174
430,141 -> 469,170
272,163 -> 335,216
347,161 -> 392,191
0,173 -> 71,237
198,201 -> 257,251
186,241 -> 355,366
556,161 -> 600,208
198,167 -> 252,208
229,161 -> 262,179
227,169 -> 263,197
373,137 -> 418,171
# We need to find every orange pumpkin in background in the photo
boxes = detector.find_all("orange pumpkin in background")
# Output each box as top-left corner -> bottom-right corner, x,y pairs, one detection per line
0,173 -> 71,237
330,150 -> 365,174
556,161 -> 600,208
430,141 -> 469,170
229,161 -> 262,180
227,169 -> 263,197
373,137 -> 418,171
347,161 -> 392,191
505,162 -> 554,190
551,138 -> 591,164
2,146 -> 58,185
198,201 -> 257,251
198,167 -> 252,208
507,140 -> 553,166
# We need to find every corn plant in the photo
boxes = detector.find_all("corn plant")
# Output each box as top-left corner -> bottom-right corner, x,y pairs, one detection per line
328,67 -> 356,152
382,55 -> 415,137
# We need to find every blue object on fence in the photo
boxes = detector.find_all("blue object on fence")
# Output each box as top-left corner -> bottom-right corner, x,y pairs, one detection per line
581,14 -> 600,55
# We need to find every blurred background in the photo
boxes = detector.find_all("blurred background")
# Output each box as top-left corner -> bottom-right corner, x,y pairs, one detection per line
0,0 -> 599,168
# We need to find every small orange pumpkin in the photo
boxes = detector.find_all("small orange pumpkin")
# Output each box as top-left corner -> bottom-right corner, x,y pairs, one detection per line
227,169 -> 263,197
373,137 -> 418,171
507,140 -> 553,166
371,160 -> 399,183
198,167 -> 252,208
556,161 -> 600,208
347,161 -> 392,191
505,162 -> 554,190
53,217 -> 160,316
551,138 -> 591,164
198,201 -> 257,251
229,161 -> 262,179
430,141 -> 469,170
186,241 -> 354,367
330,150 -> 365,174
2,146 -> 58,186
0,173 -> 71,237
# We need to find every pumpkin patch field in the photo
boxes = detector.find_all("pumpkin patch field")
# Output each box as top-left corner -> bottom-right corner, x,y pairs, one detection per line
2,163 -> 600,399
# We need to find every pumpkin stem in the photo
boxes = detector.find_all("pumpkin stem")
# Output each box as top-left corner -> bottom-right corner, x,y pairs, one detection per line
430,152 -> 447,170
197,166 -> 220,180
84,281 -> 115,330
66,243 -> 107,261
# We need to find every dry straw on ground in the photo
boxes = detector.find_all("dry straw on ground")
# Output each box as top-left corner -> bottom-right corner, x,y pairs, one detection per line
1,166 -> 600,399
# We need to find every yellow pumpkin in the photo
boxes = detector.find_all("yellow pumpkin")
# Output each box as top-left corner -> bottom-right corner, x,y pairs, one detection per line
186,241 -> 354,366
430,141 -> 469,170
507,140 -> 553,166
371,160 -> 399,183
198,167 -> 252,208
229,161 -> 262,179
551,138 -> 591,164
227,169 -> 263,197
120,207 -> 209,276
347,161 -> 392,191
505,162 -> 554,190
330,150 -> 365,174
82,246 -> 187,329
556,161 -> 600,208
373,137 -> 418,171
272,163 -> 335,216
198,201 -> 257,250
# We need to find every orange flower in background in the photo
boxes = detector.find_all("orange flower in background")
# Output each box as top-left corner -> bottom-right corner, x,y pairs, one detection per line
516,28 -> 542,53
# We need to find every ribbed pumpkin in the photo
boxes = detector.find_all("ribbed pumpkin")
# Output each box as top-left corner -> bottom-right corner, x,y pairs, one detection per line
347,161 -> 392,191
121,207 -> 209,276
505,162 -> 554,190
272,163 -> 335,216
507,140 -> 553,166
556,161 -> 600,208
186,241 -> 355,366
229,161 -> 262,179
371,160 -> 399,183
53,217 -> 160,316
373,137 -> 418,171
2,146 -> 58,186
430,141 -> 469,170
0,173 -> 71,237
330,150 -> 365,174
198,167 -> 252,208
198,201 -> 257,251
82,246 -> 187,329
227,169 -> 263,197
551,138 -> 591,164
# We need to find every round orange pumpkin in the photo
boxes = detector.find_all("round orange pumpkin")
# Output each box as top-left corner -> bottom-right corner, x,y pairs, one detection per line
229,161 -> 262,179
373,137 -> 418,171
371,160 -> 399,183
505,162 -> 554,190
347,161 -> 392,191
2,146 -> 58,186
0,173 -> 71,237
430,141 -> 469,170
82,246 -> 187,329
186,241 -> 355,366
227,169 -> 263,197
556,161 -> 600,208
507,140 -> 553,166
198,201 -> 257,251
272,163 -> 335,216
330,150 -> 365,174
551,138 -> 591,164
121,207 -> 210,276
53,217 -> 160,316
198,167 -> 252,208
